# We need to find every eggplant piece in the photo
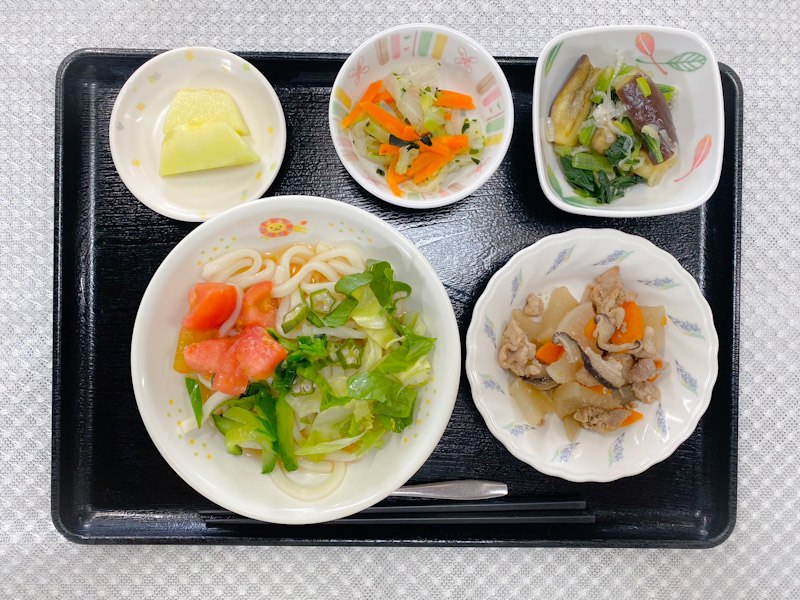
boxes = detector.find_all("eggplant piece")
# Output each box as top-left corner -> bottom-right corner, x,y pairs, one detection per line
549,55 -> 601,146
615,68 -> 678,163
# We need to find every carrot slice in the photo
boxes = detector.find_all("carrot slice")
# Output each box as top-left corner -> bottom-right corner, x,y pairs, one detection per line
385,155 -> 408,197
413,153 -> 453,184
340,80 -> 383,128
611,301 -> 645,344
359,102 -> 417,140
373,90 -> 395,103
443,112 -> 453,121
434,90 -> 476,109
584,318 -> 597,339
648,360 -> 664,383
379,143 -> 400,156
534,342 -> 565,364
584,384 -> 612,395
620,410 -> 644,428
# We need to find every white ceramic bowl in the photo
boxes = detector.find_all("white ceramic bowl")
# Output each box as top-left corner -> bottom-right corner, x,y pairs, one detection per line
130,196 -> 459,524
533,26 -> 724,217
466,228 -> 719,482
110,47 -> 287,221
329,24 -> 514,209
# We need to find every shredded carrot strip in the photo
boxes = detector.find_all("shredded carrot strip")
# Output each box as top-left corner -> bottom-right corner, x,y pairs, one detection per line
436,134 -> 469,153
385,155 -> 408,197
373,90 -> 394,103
620,410 -> 644,428
359,102 -> 417,141
434,90 -> 476,109
340,80 -> 383,128
378,144 -> 399,156
413,153 -> 453,184
406,151 -> 440,178
443,112 -> 452,121
419,139 -> 451,156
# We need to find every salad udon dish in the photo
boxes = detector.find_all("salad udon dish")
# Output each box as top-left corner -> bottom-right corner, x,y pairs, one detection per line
131,196 -> 460,524
174,243 -> 435,501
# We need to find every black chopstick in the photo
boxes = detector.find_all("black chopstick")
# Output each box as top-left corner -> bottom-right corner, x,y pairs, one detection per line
200,496 -> 594,527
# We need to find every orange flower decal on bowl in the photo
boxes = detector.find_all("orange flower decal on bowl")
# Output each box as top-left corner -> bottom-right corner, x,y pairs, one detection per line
259,218 -> 307,238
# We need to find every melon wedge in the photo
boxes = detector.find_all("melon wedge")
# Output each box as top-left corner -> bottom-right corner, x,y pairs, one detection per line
163,88 -> 251,135
159,120 -> 259,176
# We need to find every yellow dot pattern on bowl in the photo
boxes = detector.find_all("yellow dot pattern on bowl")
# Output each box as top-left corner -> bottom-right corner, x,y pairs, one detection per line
131,159 -> 141,167
136,103 -> 145,112
184,49 -> 194,61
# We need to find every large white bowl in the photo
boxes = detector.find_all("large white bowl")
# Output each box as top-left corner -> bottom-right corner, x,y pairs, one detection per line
329,24 -> 514,209
466,228 -> 719,482
533,26 -> 724,217
130,196 -> 460,523
110,47 -> 287,221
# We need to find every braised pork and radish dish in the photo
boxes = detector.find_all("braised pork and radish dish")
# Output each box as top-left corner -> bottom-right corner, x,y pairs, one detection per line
497,266 -> 668,439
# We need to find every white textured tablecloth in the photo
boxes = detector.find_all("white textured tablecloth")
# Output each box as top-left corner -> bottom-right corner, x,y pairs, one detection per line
1,1 -> 798,598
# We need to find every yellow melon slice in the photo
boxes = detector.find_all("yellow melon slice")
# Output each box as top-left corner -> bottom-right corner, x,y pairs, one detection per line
163,89 -> 251,136
159,120 -> 258,176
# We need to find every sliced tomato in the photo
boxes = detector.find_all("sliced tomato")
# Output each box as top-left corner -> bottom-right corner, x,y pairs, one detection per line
212,347 -> 249,396
183,337 -> 235,376
238,281 -> 278,329
173,327 -> 219,373
182,282 -> 238,331
232,325 -> 288,379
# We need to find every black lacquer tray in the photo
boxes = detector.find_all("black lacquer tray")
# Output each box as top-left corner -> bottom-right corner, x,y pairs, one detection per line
53,50 -> 741,547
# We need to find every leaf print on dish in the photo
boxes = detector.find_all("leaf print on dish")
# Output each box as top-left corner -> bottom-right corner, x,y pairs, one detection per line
551,442 -> 579,463
480,373 -> 504,394
675,361 -> 698,395
593,250 -> 633,266
675,135 -> 712,182
546,246 -> 575,275
635,50 -> 707,73
510,272 -> 523,304
544,41 -> 563,76
608,432 -> 625,466
668,315 -> 704,339
484,316 -> 497,347
654,402 -> 669,441
503,422 -> 536,436
637,277 -> 679,290
634,32 -> 667,75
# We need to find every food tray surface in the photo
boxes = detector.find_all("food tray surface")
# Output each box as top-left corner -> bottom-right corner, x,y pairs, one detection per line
53,50 -> 741,546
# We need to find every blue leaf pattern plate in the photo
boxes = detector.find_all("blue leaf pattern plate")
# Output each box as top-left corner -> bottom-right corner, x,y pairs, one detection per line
466,228 -> 719,482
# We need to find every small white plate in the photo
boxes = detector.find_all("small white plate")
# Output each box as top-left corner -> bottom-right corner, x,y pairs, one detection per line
110,47 -> 287,222
466,228 -> 719,482
329,24 -> 514,209
533,26 -> 724,217
130,196 -> 460,524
